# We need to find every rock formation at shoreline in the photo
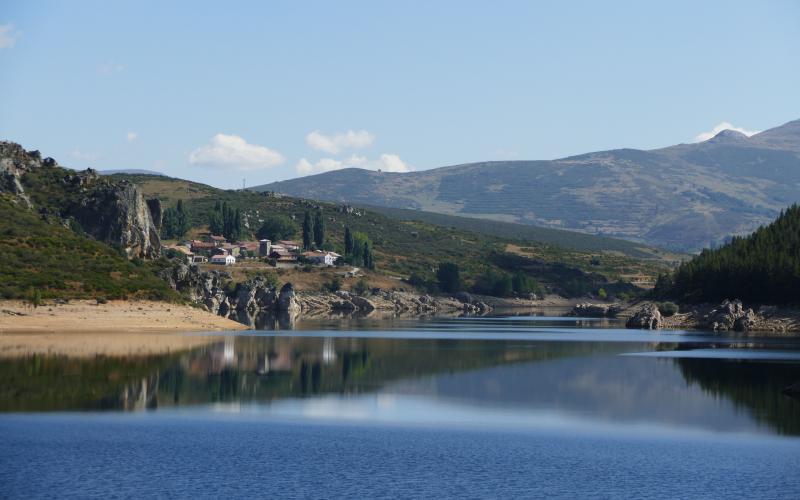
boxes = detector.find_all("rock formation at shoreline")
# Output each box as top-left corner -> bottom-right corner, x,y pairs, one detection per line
625,303 -> 663,329
624,299 -> 800,333
158,263 -> 492,323
569,302 -> 623,318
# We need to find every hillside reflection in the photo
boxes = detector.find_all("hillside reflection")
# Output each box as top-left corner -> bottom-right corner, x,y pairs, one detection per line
1,320 -> 799,436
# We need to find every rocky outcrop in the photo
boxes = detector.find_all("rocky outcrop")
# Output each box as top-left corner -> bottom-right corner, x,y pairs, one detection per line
277,283 -> 301,315
0,141 -> 56,208
146,199 -> 162,230
703,299 -> 755,332
157,262 -> 492,322
623,299 -> 799,334
570,302 -> 622,318
294,289 -> 489,315
0,141 -> 162,259
70,179 -> 162,259
158,263 -> 228,314
625,303 -> 663,330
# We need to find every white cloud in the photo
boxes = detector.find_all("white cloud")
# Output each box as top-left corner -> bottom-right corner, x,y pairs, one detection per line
189,134 -> 285,171
126,132 -> 138,143
295,153 -> 412,176
306,129 -> 375,154
375,153 -> 411,172
0,24 -> 19,49
694,122 -> 761,142
296,157 -> 346,175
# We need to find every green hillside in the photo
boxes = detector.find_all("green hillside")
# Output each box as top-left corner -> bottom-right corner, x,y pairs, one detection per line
363,205 -> 679,260
113,174 -> 672,296
0,198 -> 176,301
671,204 -> 800,304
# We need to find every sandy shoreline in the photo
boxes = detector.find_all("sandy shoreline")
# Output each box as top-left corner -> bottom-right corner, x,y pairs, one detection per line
0,300 -> 246,333
0,300 -> 244,357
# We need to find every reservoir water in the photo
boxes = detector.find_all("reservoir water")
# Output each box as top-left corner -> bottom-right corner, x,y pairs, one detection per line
2,314 -> 800,498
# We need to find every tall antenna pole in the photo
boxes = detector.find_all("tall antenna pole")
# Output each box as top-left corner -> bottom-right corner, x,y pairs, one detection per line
242,178 -> 246,191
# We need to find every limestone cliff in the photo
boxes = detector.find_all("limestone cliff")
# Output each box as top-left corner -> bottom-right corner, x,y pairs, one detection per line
0,140 -> 162,259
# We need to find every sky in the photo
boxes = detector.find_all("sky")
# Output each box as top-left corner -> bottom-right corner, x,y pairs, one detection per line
0,1 -> 798,189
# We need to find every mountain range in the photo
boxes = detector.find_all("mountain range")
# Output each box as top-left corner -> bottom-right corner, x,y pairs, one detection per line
254,119 -> 800,251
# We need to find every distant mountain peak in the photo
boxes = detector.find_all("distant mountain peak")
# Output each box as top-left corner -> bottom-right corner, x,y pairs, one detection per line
706,128 -> 751,144
250,117 -> 800,252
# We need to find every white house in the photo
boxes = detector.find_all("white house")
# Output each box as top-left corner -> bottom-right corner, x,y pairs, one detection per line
210,254 -> 236,265
302,251 -> 340,266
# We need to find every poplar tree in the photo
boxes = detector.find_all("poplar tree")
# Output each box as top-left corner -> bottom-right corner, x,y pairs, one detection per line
313,209 -> 324,248
344,226 -> 354,256
302,211 -> 313,250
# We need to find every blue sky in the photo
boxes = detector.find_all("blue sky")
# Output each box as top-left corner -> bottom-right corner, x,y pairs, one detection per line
1,1 -> 798,188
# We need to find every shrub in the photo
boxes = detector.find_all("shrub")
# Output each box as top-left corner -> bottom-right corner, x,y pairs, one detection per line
436,262 -> 461,293
353,278 -> 369,296
28,288 -> 42,308
657,301 -> 679,317
324,276 -> 342,293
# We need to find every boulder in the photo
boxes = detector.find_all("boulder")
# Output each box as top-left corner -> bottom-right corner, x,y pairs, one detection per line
277,283 -> 301,314
733,308 -> 758,332
703,299 -> 749,332
626,304 -> 663,330
349,295 -> 376,312
571,303 -> 621,318
330,300 -> 357,311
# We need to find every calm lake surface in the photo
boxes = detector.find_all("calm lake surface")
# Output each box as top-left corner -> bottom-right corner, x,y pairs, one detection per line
2,313 -> 800,498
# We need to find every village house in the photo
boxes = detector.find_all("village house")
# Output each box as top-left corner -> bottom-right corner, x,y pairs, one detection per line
269,247 -> 299,268
204,234 -> 227,246
302,251 -> 341,266
221,245 -> 240,257
277,240 -> 301,252
190,240 -> 217,254
236,241 -> 260,257
210,253 -> 236,265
